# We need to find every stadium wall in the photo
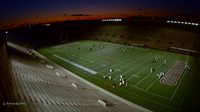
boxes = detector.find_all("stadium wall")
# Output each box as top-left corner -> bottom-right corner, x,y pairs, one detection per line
0,37 -> 22,111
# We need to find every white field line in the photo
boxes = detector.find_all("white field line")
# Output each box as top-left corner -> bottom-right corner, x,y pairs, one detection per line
110,54 -> 157,81
61,51 -> 98,63
92,54 -> 131,70
62,44 -> 125,67
92,50 -> 144,70
87,52 -> 131,68
55,47 -> 99,63
64,43 -> 120,64
55,41 -> 149,74
113,55 -> 154,81
126,55 -> 165,81
121,86 -> 175,110
97,53 -> 147,73
80,49 -> 121,65
130,85 -> 170,100
145,57 -> 175,91
177,72 -> 192,111
90,44 -> 146,69
146,79 -> 158,91
54,55 -> 97,75
134,56 -> 171,87
113,59 -> 151,81
170,70 -> 186,100
127,54 -> 167,81
76,48 -> 131,69
100,53 -> 153,76
54,48 -> 93,60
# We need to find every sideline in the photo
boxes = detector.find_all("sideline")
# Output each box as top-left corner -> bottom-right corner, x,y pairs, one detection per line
54,55 -> 97,75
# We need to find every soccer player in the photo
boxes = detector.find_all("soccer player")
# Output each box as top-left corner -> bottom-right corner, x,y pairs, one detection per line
158,55 -> 160,59
88,48 -> 92,52
154,55 -> 158,62
56,72 -> 60,76
125,81 -> 128,86
109,76 -> 112,80
119,82 -> 122,86
103,75 -> 106,79
122,80 -> 125,85
150,68 -> 153,73
164,60 -> 167,64
185,64 -> 191,73
159,72 -> 165,79
158,73 -> 162,79
188,67 -> 191,73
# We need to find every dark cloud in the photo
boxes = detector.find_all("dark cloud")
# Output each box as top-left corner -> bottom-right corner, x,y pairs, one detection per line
70,14 -> 91,16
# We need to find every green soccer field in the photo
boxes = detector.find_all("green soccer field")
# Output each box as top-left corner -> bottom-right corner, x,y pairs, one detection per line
37,40 -> 197,112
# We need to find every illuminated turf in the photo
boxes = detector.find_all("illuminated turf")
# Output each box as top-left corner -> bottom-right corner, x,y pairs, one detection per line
38,40 -> 196,112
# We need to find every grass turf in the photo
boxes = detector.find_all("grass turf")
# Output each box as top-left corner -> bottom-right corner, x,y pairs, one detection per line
37,40 -> 198,112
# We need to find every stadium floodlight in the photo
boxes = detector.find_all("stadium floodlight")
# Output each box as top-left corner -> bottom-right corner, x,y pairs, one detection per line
178,21 -> 181,24
102,18 -> 122,22
184,22 -> 188,24
174,21 -> 177,23
195,23 -> 198,26
181,22 -> 184,24
166,21 -> 170,23
171,21 -> 174,23
5,31 -> 8,34
192,23 -> 195,25
116,19 -> 122,21
188,22 -> 191,25
45,23 -> 51,26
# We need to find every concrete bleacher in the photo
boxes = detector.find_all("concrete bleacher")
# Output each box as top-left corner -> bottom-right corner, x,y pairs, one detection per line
11,56 -> 108,112
86,25 -> 200,56
9,43 -> 144,112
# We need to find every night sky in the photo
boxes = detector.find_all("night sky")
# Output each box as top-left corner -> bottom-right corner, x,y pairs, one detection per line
0,0 -> 199,29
